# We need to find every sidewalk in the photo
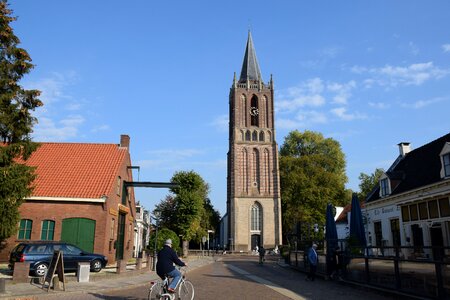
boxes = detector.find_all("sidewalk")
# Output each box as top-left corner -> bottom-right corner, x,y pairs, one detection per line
0,256 -> 214,300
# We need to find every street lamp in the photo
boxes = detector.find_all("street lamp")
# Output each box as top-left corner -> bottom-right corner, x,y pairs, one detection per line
152,211 -> 160,271
207,230 -> 214,251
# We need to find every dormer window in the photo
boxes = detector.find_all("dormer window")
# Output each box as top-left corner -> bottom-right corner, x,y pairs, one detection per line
439,143 -> 450,178
443,153 -> 450,177
380,177 -> 390,197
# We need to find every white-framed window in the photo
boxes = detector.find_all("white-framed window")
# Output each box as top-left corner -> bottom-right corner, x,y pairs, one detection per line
443,153 -> 450,177
251,203 -> 262,231
380,178 -> 390,196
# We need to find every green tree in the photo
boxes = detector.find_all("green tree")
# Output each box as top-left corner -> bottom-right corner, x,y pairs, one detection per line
153,195 -> 177,232
201,198 -> 220,233
358,168 -> 384,201
154,174 -> 221,254
279,130 -> 348,240
147,227 -> 180,254
0,1 -> 42,241
169,170 -> 208,243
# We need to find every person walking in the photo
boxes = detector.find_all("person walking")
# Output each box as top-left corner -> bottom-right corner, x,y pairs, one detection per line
306,243 -> 318,281
258,245 -> 265,264
156,239 -> 187,293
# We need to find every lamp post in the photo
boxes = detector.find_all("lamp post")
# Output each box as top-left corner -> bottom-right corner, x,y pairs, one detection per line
152,211 -> 160,271
207,230 -> 214,251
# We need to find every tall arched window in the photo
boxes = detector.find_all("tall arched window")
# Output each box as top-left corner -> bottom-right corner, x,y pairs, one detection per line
261,95 -> 267,127
240,94 -> 246,126
250,95 -> 259,127
264,149 -> 270,194
252,148 -> 260,189
242,148 -> 248,193
251,202 -> 262,231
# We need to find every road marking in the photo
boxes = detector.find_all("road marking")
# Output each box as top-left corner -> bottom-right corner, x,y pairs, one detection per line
225,264 -> 306,300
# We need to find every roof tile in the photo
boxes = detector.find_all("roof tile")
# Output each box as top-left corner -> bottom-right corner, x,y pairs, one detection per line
23,142 -> 127,199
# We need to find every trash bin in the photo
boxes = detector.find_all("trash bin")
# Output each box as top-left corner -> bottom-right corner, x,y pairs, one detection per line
77,262 -> 90,282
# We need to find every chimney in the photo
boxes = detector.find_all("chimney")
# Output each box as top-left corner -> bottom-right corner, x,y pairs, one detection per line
120,134 -> 130,149
398,142 -> 411,157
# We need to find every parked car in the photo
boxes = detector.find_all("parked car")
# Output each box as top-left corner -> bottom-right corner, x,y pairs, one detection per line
8,241 -> 108,276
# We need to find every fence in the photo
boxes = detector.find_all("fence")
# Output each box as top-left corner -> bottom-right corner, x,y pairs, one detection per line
288,244 -> 449,300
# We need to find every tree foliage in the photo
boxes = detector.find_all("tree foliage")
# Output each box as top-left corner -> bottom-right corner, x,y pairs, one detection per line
279,130 -> 348,239
358,168 -> 384,201
169,170 -> 207,242
0,1 -> 42,241
147,227 -> 180,253
154,171 -> 221,247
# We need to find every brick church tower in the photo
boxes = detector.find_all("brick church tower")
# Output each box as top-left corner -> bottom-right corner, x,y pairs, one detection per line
226,31 -> 282,251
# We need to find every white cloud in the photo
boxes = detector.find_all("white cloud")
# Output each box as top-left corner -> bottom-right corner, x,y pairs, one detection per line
147,148 -> 204,159
368,102 -> 390,109
91,124 -> 110,133
296,110 -> 328,124
326,81 -> 356,105
276,118 -> 304,130
352,62 -> 450,87
330,107 -> 367,121
319,46 -> 341,59
25,71 -> 103,142
33,117 -> 80,141
401,97 -> 447,109
276,78 -> 326,112
60,115 -> 85,127
26,71 -> 78,105
442,44 -> 450,53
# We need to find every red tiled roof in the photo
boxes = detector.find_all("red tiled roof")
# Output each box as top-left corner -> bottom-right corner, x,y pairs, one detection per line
23,142 -> 128,199
336,204 -> 351,223
335,201 -> 365,223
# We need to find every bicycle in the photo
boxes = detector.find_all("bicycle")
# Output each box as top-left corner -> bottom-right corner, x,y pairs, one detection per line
148,267 -> 195,300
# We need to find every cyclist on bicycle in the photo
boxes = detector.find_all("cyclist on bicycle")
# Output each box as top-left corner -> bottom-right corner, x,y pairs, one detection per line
156,239 -> 187,293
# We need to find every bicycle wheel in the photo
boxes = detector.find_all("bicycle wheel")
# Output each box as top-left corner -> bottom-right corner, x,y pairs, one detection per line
148,281 -> 163,300
178,280 -> 194,300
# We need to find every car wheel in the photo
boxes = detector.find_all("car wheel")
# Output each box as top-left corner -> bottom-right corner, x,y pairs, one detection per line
35,263 -> 48,277
91,259 -> 102,272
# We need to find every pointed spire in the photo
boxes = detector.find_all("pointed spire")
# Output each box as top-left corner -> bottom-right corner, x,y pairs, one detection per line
239,31 -> 262,83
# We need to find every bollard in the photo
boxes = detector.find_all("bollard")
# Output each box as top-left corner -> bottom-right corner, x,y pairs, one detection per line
136,257 -> 142,270
12,262 -> 30,283
52,276 -> 61,290
77,262 -> 90,282
116,260 -> 127,274
0,278 -> 5,293
147,254 -> 153,270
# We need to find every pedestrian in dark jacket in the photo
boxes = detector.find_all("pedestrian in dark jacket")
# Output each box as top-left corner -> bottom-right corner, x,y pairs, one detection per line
156,239 -> 187,293
306,243 -> 318,281
258,245 -> 265,264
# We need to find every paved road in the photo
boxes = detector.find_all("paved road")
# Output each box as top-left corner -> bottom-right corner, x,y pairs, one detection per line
73,255 -> 395,300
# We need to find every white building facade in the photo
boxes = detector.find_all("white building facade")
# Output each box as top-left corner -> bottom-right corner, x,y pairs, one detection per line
134,202 -> 150,257
364,134 -> 450,260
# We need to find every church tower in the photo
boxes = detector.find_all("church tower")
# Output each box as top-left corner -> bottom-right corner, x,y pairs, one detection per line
227,31 -> 282,251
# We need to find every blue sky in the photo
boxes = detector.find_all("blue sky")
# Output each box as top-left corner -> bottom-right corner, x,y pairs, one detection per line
10,1 -> 450,216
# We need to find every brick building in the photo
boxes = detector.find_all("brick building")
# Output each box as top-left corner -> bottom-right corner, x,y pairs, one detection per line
0,135 -> 136,263
226,31 -> 282,251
